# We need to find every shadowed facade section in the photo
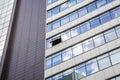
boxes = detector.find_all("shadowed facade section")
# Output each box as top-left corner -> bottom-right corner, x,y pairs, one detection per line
0,0 -> 45,80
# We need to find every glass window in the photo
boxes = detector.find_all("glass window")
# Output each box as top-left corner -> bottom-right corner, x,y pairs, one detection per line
106,0 -> 113,3
69,11 -> 78,21
46,57 -> 52,69
52,73 -> 63,80
68,0 -> 77,7
46,78 -> 52,80
61,15 -> 69,25
80,22 -> 90,33
97,54 -> 111,70
110,49 -> 120,65
93,34 -> 105,47
46,39 -> 52,48
61,30 -> 71,41
110,7 -> 120,19
86,59 -> 98,75
52,6 -> 60,15
115,26 -> 120,38
104,29 -> 117,42
52,20 -> 60,29
78,7 -> 88,17
53,0 -> 57,3
82,39 -> 94,52
71,26 -> 80,37
60,2 -> 69,11
87,2 -> 97,12
96,0 -> 107,8
63,69 -> 73,76
52,52 -> 62,66
77,0 -> 83,3
62,48 -> 73,61
90,17 -> 100,28
75,63 -> 86,77
116,76 -> 120,80
100,12 -> 112,24
47,24 -> 52,32
72,43 -> 83,56
48,0 -> 52,5
47,10 -> 52,18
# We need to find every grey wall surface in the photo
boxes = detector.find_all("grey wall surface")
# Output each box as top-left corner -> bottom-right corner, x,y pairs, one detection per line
0,0 -> 45,80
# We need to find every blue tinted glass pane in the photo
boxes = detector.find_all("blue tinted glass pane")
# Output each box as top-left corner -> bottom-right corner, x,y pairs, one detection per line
96,0 -> 107,8
53,0 -> 57,3
46,78 -> 52,80
97,54 -> 111,70
78,7 -> 88,17
82,39 -> 94,52
80,22 -> 90,33
106,0 -> 113,3
48,0 -> 52,5
61,16 -> 69,25
52,73 -> 63,80
90,17 -> 100,28
75,66 -> 86,77
61,30 -> 71,41
77,0 -> 83,3
100,12 -> 111,24
62,48 -> 73,61
47,24 -> 52,32
47,10 -> 52,17
69,0 -> 77,7
46,57 -> 52,69
72,44 -> 83,56
46,39 -> 52,48
110,50 -> 120,65
104,29 -> 117,42
52,20 -> 60,29
52,53 -> 62,66
71,26 -> 80,37
86,60 -> 98,75
87,2 -> 97,12
69,11 -> 78,21
52,6 -> 60,15
115,26 -> 120,38
110,7 -> 120,19
93,34 -> 105,47
60,2 -> 69,11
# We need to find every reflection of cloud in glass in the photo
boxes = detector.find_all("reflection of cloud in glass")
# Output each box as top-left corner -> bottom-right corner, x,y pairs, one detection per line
63,50 -> 72,61
73,44 -> 82,56
62,32 -> 70,41
61,3 -> 68,9
91,62 -> 98,73
48,0 -> 52,4
63,69 -> 73,76
94,36 -> 105,47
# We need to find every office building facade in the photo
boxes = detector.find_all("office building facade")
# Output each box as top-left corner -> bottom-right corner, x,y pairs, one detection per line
46,0 -> 120,80
0,0 -> 45,80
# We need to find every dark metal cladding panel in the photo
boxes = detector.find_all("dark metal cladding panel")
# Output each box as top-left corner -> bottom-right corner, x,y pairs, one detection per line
1,0 -> 45,80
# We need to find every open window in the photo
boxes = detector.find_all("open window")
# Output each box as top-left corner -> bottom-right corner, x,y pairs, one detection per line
51,36 -> 61,46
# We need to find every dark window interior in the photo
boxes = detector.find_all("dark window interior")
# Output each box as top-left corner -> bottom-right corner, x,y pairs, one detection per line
52,36 -> 61,46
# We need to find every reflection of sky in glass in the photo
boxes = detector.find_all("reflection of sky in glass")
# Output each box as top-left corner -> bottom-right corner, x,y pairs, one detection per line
86,59 -> 98,75
62,49 -> 72,61
62,31 -> 71,41
63,69 -> 73,76
93,34 -> 105,47
60,3 -> 68,11
0,0 -> 15,62
97,0 -> 106,8
83,39 -> 94,52
71,26 -> 80,37
73,44 -> 82,56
